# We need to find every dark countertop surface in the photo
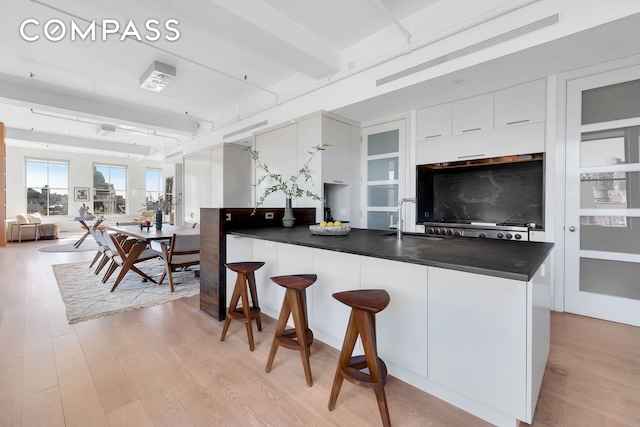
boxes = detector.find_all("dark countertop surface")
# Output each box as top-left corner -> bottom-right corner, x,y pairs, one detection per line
229,227 -> 554,282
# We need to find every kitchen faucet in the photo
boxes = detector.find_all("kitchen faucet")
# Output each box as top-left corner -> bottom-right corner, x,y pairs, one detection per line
397,198 -> 416,239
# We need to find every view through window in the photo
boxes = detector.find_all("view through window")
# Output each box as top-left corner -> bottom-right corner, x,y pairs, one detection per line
93,164 -> 127,215
145,168 -> 164,211
26,159 -> 69,215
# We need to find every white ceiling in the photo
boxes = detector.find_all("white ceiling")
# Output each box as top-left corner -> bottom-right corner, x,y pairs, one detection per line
1,0 -> 640,159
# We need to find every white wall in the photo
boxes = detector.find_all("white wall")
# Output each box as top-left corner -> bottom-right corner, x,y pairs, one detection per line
6,146 -> 164,232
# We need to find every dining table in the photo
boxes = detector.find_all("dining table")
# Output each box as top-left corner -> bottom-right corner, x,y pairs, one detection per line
73,216 -> 105,248
107,224 -> 200,288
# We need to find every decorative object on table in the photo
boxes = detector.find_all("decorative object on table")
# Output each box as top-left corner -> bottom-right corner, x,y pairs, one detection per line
155,208 -> 163,230
309,222 -> 351,236
77,202 -> 94,218
74,187 -> 90,202
247,143 -> 328,227
139,220 -> 151,230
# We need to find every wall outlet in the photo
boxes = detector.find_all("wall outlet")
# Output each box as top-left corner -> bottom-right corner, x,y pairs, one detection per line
226,213 -> 231,221
265,212 -> 274,219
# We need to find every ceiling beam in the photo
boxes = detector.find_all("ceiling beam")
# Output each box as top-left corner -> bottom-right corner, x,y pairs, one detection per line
0,73 -> 200,136
6,127 -> 153,156
209,0 -> 340,79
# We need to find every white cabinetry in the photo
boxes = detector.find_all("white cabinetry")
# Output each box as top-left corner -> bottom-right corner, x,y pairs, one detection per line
225,235 -> 255,306
415,80 -> 546,165
183,144 -> 251,222
452,93 -> 494,135
360,257 -> 428,382
427,267 -> 528,421
494,79 -> 546,129
310,248 -> 361,349
254,123 -> 298,209
251,238 -> 280,316
254,112 -> 361,225
416,103 -> 451,141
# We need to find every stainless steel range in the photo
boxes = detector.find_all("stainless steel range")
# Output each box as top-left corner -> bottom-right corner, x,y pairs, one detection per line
424,221 -> 532,241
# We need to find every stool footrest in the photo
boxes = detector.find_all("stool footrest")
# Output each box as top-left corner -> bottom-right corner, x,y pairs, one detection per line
340,355 -> 388,388
227,307 -> 261,322
275,328 -> 314,351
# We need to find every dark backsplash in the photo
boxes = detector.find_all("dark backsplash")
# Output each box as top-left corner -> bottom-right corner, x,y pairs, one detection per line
417,159 -> 544,227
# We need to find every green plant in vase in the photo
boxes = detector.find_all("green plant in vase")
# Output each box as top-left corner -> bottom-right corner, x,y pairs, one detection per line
247,143 -> 328,226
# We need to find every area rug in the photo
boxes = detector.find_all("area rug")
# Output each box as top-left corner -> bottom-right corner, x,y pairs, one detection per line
52,258 -> 200,324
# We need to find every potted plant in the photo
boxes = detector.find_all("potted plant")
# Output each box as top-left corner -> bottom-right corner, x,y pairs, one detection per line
247,143 -> 328,227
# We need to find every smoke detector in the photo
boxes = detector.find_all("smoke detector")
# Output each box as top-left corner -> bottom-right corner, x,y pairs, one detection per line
97,124 -> 116,136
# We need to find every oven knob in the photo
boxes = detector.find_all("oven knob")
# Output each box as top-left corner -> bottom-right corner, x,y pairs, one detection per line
515,234 -> 522,240
454,230 -> 461,236
506,233 -> 513,239
446,229 -> 453,236
440,229 -> 447,235
427,228 -> 434,234
479,233 -> 486,238
497,232 -> 504,239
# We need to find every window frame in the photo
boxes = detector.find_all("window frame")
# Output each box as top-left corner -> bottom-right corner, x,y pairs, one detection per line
93,163 -> 128,215
25,158 -> 70,216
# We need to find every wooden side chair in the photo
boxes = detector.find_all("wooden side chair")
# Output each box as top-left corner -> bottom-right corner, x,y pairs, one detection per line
101,230 -> 161,292
156,233 -> 200,292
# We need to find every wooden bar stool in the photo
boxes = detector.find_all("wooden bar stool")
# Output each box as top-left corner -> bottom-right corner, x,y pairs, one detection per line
265,274 -> 317,386
328,289 -> 391,427
220,261 -> 265,351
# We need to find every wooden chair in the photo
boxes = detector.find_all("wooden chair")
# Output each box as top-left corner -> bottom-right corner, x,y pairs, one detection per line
100,230 -> 161,292
156,233 -> 200,292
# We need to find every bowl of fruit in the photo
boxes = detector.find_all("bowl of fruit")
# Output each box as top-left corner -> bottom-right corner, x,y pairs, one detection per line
309,221 -> 351,236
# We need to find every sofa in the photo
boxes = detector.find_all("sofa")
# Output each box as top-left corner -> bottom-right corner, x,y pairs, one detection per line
5,213 -> 60,242
133,210 -> 156,222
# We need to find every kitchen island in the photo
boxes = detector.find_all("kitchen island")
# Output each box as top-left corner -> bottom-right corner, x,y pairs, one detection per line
224,226 -> 553,427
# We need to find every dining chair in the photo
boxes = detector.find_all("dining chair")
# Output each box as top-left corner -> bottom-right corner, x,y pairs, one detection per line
100,230 -> 162,292
88,226 -> 127,275
157,233 -> 200,292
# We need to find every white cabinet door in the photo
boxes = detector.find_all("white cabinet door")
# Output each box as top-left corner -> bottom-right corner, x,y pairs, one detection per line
252,238 -> 279,316
254,123 -> 298,208
183,152 -> 212,222
416,103 -> 452,141
451,93 -> 494,136
275,243 -> 314,326
360,257 -> 428,380
427,267 -> 528,420
310,248 -> 360,349
494,79 -> 546,129
225,235 -> 255,306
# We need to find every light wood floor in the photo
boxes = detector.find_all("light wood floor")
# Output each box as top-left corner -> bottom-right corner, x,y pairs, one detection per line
0,237 -> 639,426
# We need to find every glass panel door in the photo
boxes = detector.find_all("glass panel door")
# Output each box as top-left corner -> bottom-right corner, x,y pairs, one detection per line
362,120 -> 405,230
565,69 -> 640,327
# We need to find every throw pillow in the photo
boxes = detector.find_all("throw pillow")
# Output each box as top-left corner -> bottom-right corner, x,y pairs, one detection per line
27,213 -> 43,224
15,214 -> 29,224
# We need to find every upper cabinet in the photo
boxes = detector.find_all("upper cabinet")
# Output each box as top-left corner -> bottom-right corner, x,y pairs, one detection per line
416,103 -> 451,141
451,93 -> 494,136
415,80 -> 547,165
494,79 -> 546,129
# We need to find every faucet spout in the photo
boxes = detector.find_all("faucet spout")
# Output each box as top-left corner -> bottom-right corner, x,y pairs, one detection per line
397,198 -> 416,239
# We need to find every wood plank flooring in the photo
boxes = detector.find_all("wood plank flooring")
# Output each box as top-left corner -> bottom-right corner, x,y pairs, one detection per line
0,237 -> 639,426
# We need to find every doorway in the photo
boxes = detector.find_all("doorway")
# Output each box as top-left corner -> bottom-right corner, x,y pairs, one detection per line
565,66 -> 640,327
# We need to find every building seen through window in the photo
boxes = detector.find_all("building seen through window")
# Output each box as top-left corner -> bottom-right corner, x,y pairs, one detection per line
93,164 -> 127,214
26,159 -> 69,216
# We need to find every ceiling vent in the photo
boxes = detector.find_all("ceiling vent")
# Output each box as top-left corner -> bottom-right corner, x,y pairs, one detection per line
96,124 -> 116,136
140,61 -> 176,92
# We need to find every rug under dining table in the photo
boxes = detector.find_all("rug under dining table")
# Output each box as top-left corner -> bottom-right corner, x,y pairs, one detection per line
52,258 -> 200,324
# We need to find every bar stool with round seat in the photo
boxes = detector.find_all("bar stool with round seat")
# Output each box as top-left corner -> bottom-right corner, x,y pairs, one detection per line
220,261 -> 265,351
265,274 -> 317,386
328,289 -> 391,427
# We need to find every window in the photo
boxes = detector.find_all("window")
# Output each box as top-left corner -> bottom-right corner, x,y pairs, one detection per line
26,159 -> 69,216
93,164 -> 127,215
145,168 -> 164,211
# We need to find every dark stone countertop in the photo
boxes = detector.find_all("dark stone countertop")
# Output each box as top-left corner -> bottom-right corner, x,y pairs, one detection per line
229,227 -> 554,282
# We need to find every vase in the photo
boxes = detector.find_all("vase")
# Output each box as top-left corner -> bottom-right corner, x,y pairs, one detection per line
155,209 -> 163,230
282,198 -> 296,227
